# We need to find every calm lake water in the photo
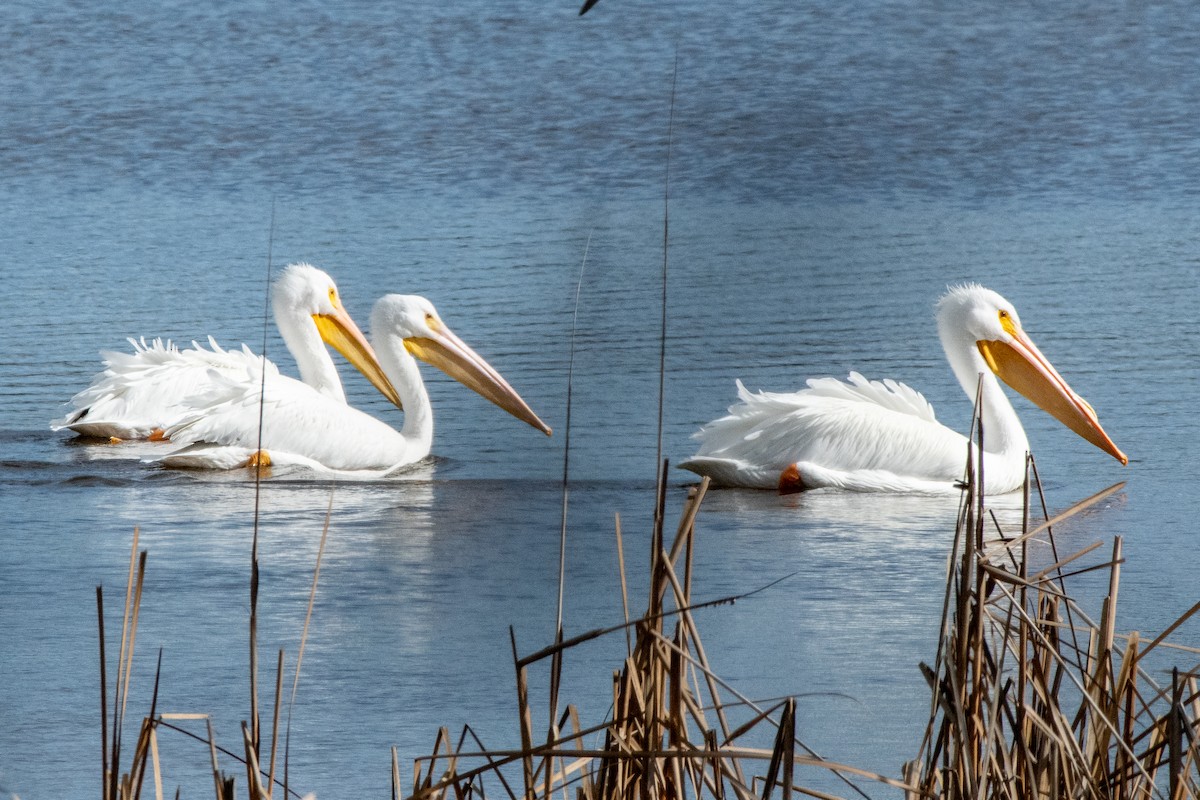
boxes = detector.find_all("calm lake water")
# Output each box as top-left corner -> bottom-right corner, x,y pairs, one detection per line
3,1 -> 1200,797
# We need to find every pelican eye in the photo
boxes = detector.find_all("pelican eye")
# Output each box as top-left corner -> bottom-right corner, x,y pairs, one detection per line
424,312 -> 440,331
328,287 -> 339,306
997,308 -> 1016,335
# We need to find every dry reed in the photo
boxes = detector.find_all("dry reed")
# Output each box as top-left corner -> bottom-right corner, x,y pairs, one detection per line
95,497 -> 333,800
402,474 -> 910,800
906,437 -> 1200,799
93,423 -> 1200,799
400,457 -> 1200,799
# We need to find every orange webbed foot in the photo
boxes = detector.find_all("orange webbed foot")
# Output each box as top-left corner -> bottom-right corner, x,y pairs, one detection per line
778,464 -> 806,495
246,450 -> 272,469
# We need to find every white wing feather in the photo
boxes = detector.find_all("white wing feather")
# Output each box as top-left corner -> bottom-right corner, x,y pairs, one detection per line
159,365 -> 420,474
51,337 -> 279,439
680,373 -> 969,491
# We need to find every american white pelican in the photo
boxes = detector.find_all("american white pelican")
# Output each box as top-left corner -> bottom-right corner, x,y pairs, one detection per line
680,284 -> 1126,494
50,263 -> 399,441
158,293 -> 552,474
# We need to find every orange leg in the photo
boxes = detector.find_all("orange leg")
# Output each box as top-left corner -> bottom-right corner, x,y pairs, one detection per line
148,428 -> 169,442
246,450 -> 272,469
777,464 -> 805,495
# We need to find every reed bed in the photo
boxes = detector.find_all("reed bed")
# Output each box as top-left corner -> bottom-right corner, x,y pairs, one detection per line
401,455 -> 1200,800
95,488 -> 330,800
401,466 -> 911,800
93,450 -> 1200,800
906,446 -> 1200,800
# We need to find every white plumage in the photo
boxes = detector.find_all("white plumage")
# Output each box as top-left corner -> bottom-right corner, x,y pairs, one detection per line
681,284 -> 1126,494
51,263 -> 397,440
159,293 -> 551,475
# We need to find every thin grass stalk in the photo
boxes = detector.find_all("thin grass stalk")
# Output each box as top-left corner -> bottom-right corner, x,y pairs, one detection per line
966,395 -> 986,784
121,550 -> 149,728
148,725 -> 163,800
665,626 -> 685,800
130,648 -> 163,800
267,648 -> 284,799
281,491 -> 333,798
549,243 -> 589,741
1015,459 -> 1032,798
509,627 -> 535,798
667,745 -> 685,800
1085,591 -> 1117,774
704,730 -> 726,800
668,627 -> 684,749
249,200 -> 276,764
206,717 -> 224,800
99,585 -> 111,800
643,642 -> 666,800
1106,537 -> 1124,681
1184,677 -> 1200,796
1169,669 -> 1184,800
549,631 -> 565,769
945,421 -> 981,791
665,478 -> 710,568
249,547 -> 261,764
1115,628 -> 1141,795
654,52 -> 677,474
609,514 -> 632,660
392,746 -> 402,800
543,717 -> 556,800
111,528 -> 141,800
761,698 -> 795,800
242,721 -> 265,800
649,458 -> 669,621
117,549 -> 151,800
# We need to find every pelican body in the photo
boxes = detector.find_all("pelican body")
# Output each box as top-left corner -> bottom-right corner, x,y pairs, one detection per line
52,264 -> 398,440
680,284 -> 1126,494
159,294 -> 551,475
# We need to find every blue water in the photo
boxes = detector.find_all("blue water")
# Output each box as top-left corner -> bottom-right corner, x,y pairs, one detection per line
3,1 -> 1200,797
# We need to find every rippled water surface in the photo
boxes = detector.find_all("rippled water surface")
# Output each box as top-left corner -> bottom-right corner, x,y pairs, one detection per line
3,1 -> 1200,797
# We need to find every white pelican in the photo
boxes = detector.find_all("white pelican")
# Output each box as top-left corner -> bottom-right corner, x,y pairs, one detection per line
680,284 -> 1127,493
50,263 -> 400,441
158,293 -> 552,474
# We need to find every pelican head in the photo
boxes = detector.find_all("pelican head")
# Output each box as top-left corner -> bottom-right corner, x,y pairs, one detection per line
371,294 -> 552,435
937,283 -> 1127,465
273,263 -> 402,407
